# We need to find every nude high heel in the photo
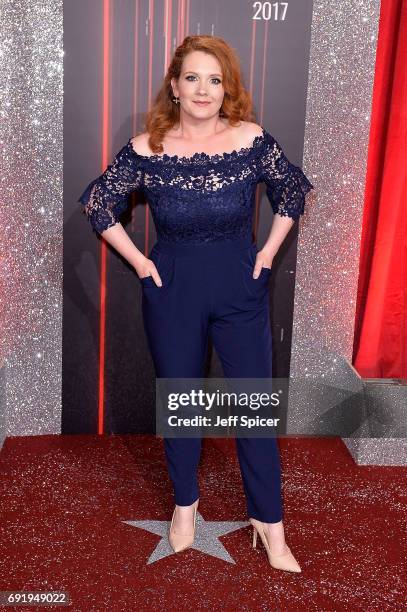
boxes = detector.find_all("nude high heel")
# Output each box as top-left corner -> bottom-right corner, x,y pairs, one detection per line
249,517 -> 302,573
168,498 -> 199,553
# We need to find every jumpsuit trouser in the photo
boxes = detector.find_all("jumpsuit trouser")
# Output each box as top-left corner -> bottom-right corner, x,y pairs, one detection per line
140,234 -> 283,523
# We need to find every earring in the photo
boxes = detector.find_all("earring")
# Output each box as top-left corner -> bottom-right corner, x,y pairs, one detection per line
172,96 -> 179,104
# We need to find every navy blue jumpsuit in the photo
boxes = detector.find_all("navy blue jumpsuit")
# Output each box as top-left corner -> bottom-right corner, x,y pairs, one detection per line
78,127 -> 313,523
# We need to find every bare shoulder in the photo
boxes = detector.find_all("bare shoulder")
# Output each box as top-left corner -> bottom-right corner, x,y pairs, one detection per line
129,132 -> 153,156
233,121 -> 264,148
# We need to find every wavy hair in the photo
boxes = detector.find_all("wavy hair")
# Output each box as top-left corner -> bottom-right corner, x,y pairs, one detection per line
144,35 -> 255,153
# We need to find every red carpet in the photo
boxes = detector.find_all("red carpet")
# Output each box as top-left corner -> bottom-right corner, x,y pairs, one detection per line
0,435 -> 405,610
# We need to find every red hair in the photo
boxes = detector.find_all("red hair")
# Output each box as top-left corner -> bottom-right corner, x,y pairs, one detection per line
144,35 -> 255,153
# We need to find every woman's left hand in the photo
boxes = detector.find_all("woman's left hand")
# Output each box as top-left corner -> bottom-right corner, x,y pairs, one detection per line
253,248 -> 275,279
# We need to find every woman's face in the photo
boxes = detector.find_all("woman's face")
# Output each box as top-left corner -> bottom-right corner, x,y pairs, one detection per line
171,50 -> 225,121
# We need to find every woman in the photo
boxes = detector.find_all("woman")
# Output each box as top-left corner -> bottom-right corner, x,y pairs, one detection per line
78,35 -> 313,573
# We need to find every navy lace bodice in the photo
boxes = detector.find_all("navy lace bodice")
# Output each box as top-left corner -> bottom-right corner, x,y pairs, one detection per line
77,127 -> 314,244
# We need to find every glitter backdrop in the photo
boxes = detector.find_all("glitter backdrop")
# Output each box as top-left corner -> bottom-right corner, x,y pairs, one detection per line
0,0 -> 63,443
286,1 -> 407,464
295,2 -> 380,370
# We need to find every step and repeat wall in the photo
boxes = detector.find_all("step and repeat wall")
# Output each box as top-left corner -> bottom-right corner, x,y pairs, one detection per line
64,0 -> 313,434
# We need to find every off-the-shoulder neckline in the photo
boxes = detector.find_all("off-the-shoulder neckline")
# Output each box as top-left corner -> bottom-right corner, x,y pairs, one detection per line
126,127 -> 269,164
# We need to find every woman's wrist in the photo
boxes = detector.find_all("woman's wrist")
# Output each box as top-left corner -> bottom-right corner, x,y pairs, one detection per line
129,250 -> 147,269
261,242 -> 279,258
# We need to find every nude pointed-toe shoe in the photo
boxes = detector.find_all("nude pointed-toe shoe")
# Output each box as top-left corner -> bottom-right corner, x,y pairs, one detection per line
168,499 -> 199,553
249,517 -> 302,573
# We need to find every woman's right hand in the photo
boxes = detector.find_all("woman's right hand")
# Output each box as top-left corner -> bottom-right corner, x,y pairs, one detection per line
135,256 -> 162,287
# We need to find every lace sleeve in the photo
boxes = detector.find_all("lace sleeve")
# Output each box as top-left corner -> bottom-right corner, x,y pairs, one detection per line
259,131 -> 314,220
77,142 -> 144,234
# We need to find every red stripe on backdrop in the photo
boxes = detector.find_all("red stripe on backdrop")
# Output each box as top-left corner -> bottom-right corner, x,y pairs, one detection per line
249,18 -> 256,97
182,0 -> 185,42
96,0 -> 112,435
185,0 -> 190,34
148,0 -> 154,111
254,20 -> 270,240
145,0 -> 155,256
259,19 -> 269,124
177,0 -> 180,44
352,0 -> 407,377
164,0 -> 172,73
249,19 -> 259,238
163,0 -> 168,73
133,0 -> 140,135
130,0 -> 140,235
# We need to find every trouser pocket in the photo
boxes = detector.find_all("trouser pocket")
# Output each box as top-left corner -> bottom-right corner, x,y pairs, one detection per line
140,248 -> 176,290
241,243 -> 271,298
